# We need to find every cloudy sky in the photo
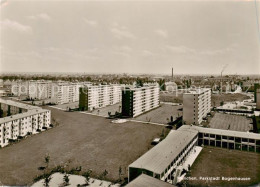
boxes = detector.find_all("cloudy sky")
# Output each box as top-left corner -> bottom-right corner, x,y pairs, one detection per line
0,0 -> 259,75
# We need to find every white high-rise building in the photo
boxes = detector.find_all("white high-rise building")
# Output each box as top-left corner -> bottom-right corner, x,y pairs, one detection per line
183,88 -> 211,125
79,84 -> 122,111
122,84 -> 160,117
11,80 -> 29,96
28,80 -> 53,100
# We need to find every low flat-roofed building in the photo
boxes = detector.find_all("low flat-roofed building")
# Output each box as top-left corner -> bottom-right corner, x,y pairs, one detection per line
129,125 -> 198,182
128,124 -> 260,186
186,125 -> 260,152
126,174 -> 176,187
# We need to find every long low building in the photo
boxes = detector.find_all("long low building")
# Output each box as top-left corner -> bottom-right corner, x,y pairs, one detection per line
128,125 -> 260,185
0,98 -> 51,148
129,125 -> 198,183
191,125 -> 260,152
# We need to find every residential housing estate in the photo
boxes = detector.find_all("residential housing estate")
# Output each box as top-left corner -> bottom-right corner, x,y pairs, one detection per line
0,98 -> 51,147
10,80 -> 92,104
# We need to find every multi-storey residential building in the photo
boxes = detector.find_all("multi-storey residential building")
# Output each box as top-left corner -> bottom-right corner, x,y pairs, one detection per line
28,80 -> 53,100
183,88 -> 211,125
11,80 -> 29,96
79,84 -> 122,111
0,99 -> 51,147
10,80 -> 91,104
121,85 -> 160,117
52,81 -> 90,104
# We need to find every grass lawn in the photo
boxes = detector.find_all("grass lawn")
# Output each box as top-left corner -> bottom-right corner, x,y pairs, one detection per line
0,107 -> 168,186
133,103 -> 182,124
188,146 -> 260,186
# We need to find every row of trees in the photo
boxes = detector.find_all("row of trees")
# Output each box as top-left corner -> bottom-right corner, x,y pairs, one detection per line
35,154 -> 124,187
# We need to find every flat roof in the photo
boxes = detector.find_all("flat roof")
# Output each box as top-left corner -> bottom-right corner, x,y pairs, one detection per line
124,85 -> 159,91
183,88 -> 211,95
0,108 -> 50,124
129,127 -> 198,174
184,125 -> 260,140
0,98 -> 40,110
0,99 -> 50,124
209,113 -> 252,132
126,174 -> 176,187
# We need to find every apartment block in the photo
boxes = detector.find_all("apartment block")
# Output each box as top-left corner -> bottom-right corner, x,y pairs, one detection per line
11,80 -> 29,96
0,99 -> 51,147
183,88 -> 211,125
79,84 -> 122,111
122,85 -> 160,117
28,80 -> 53,100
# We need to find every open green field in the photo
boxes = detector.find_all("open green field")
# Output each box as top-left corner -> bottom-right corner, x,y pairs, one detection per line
188,146 -> 260,186
133,103 -> 182,124
0,107 -> 168,186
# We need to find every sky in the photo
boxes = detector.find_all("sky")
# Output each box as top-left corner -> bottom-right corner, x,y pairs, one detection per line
0,0 -> 259,75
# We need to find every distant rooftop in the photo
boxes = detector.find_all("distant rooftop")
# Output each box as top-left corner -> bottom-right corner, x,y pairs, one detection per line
184,88 -> 211,95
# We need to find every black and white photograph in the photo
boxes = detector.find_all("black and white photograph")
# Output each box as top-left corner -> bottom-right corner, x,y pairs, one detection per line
0,0 -> 260,186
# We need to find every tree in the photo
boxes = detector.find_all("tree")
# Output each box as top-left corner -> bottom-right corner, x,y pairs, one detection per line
82,169 -> 92,185
63,174 -> 70,186
43,175 -> 52,187
102,170 -> 108,180
118,166 -> 122,181
220,101 -> 224,106
136,78 -> 143,87
45,154 -> 50,168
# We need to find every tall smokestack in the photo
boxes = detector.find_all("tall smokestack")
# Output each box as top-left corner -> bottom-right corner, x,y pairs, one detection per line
172,67 -> 173,81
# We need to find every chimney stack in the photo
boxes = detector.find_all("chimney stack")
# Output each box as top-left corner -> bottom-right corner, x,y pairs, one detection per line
171,67 -> 173,81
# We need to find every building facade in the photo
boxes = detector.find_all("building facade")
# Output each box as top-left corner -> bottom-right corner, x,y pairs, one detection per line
129,125 -> 198,184
122,85 -> 160,117
79,84 -> 122,111
256,88 -> 260,110
183,88 -> 211,125
0,99 -> 51,148
128,125 -> 260,185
